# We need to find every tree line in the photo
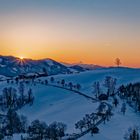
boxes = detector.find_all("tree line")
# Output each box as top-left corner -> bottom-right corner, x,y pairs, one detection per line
119,82 -> 140,112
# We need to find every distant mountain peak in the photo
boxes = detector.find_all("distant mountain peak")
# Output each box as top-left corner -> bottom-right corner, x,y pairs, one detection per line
0,55 -> 70,77
61,61 -> 105,70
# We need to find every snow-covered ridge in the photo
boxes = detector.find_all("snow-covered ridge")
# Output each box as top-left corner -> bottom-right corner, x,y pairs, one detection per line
0,55 -> 70,77
0,55 -> 107,77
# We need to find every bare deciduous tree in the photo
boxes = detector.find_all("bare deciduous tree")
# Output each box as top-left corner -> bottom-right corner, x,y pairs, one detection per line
115,58 -> 121,67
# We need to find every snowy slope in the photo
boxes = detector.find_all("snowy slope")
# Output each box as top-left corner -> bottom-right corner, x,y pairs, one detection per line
1,67 -> 140,140
38,67 -> 140,96
62,62 -> 104,70
0,55 -> 70,76
80,98 -> 140,140
18,84 -> 99,133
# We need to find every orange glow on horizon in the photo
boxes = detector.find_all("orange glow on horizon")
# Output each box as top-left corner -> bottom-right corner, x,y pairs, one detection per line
0,40 -> 140,68
0,0 -> 140,68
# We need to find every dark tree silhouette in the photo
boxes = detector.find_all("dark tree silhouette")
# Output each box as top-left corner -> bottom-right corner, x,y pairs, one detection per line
115,58 -> 121,67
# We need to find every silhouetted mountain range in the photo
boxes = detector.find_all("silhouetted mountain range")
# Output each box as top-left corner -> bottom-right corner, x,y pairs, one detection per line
0,55 -> 70,76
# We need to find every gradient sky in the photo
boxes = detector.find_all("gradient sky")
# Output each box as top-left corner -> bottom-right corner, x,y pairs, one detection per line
0,0 -> 140,67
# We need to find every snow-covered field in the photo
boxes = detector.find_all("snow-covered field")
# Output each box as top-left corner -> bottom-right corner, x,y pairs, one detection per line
19,85 -> 99,133
38,67 -> 140,96
1,67 -> 140,139
80,98 -> 140,140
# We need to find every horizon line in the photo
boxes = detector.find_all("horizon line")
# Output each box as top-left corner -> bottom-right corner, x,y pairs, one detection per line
0,54 -> 139,69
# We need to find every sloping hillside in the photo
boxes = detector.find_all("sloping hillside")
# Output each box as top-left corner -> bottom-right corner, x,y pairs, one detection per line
1,67 -> 140,140
0,55 -> 70,76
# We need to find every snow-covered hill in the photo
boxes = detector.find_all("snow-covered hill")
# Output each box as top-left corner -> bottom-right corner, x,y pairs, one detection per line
39,67 -> 140,97
0,55 -> 106,77
30,67 -> 140,139
62,62 -> 104,71
1,67 -> 140,140
0,55 -> 70,76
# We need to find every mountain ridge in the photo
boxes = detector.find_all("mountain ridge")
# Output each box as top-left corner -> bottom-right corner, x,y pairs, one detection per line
0,55 -> 70,77
0,55 -> 138,77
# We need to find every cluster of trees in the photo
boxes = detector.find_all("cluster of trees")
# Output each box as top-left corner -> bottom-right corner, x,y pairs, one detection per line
0,85 -> 34,111
96,102 -> 112,122
75,102 -> 112,134
37,77 -> 82,91
50,77 -> 82,91
124,127 -> 139,140
6,69 -> 48,85
62,81 -> 81,91
7,76 -> 36,85
0,84 -> 34,140
93,76 -> 117,99
119,83 -> 140,111
0,110 -> 28,138
0,114 -> 66,140
104,76 -> 117,96
75,113 -> 99,133
26,120 -> 66,140
16,68 -> 48,82
0,80 -> 67,140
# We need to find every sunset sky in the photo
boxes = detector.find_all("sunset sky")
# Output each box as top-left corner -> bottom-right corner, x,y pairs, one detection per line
0,0 -> 140,67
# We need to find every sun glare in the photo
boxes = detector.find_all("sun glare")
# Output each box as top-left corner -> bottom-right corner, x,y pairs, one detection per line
19,56 -> 24,60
